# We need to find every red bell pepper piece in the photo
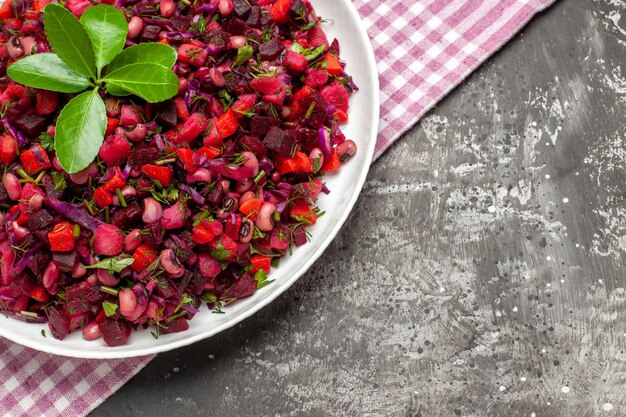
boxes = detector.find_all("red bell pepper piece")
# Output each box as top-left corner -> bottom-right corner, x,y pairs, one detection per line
0,135 -> 17,165
290,200 -> 317,225
131,244 -> 158,273
239,198 -> 263,221
48,222 -> 76,252
320,147 -> 340,173
171,112 -> 208,144
141,164 -> 174,187
20,144 -> 52,175
93,186 -> 113,208
270,0 -> 292,23
249,255 -> 271,274
215,109 -> 239,139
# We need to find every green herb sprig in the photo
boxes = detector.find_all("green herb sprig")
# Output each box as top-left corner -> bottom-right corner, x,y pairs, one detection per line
7,4 -> 179,173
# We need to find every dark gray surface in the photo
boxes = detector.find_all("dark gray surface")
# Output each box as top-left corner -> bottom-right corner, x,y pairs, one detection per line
91,0 -> 626,416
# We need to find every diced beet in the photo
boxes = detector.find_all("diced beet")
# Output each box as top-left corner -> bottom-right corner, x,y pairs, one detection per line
295,127 -> 319,153
223,273 -> 256,299
154,277 -> 178,299
154,101 -> 178,129
47,306 -> 70,340
263,126 -> 296,157
28,250 -> 51,277
250,116 -> 279,137
13,273 -> 35,296
99,318 -> 131,347
66,297 -> 90,314
170,15 -> 191,32
27,209 -> 54,231
223,16 -> 247,35
291,225 -> 308,247
66,281 -> 105,304
205,29 -> 230,51
163,232 -> 195,262
223,71 -> 248,95
297,94 -> 328,128
110,202 -> 143,229
128,147 -> 159,168
243,27 -> 263,48
204,181 -> 225,205
232,0 -> 251,18
41,174 -> 65,200
186,270 -> 208,294
239,135 -> 267,158
260,9 -> 272,26
259,38 -> 284,61
13,113 -> 47,138
160,317 -> 189,334
141,25 -> 161,42
52,250 -> 78,273
245,6 -> 261,27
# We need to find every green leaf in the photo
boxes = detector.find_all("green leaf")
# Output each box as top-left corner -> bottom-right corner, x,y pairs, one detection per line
51,172 -> 68,190
234,45 -> 253,67
254,269 -> 274,289
210,243 -> 232,262
55,89 -> 106,173
102,300 -> 119,317
43,4 -> 96,79
103,63 -> 178,103
85,256 -> 135,273
39,132 -> 55,150
79,5 -> 128,72
106,84 -> 132,96
106,43 -> 177,74
291,42 -> 325,61
6,53 -> 92,93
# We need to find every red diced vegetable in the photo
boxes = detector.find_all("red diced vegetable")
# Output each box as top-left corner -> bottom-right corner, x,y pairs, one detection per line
93,186 -> 113,208
249,255 -> 271,274
290,200 -> 317,225
131,244 -> 158,272
93,224 -> 123,256
20,144 -> 51,174
0,135 -> 18,165
48,222 -> 76,252
239,198 -> 262,221
142,164 -> 174,187
215,109 -> 239,138
270,0 -> 292,23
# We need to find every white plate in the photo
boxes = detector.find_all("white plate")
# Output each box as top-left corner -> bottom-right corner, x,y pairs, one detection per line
0,0 -> 379,358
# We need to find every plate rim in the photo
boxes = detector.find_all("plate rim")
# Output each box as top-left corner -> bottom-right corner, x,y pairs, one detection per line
0,0 -> 380,358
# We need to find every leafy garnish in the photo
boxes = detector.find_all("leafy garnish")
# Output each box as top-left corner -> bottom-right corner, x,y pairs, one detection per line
102,300 -> 119,317
85,256 -> 135,273
234,45 -> 254,67
6,4 -> 178,173
254,269 -> 274,289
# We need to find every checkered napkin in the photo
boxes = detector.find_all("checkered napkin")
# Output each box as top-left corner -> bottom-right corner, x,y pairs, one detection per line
0,1 -> 555,416
359,0 -> 556,158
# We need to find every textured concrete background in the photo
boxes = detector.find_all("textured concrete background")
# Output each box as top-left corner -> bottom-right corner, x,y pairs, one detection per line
91,0 -> 625,415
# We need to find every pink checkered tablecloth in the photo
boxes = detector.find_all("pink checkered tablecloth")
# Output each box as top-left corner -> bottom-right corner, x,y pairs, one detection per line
0,1 -> 556,416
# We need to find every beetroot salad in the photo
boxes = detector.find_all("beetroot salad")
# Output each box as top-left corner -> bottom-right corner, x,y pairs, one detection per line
0,0 -> 358,346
